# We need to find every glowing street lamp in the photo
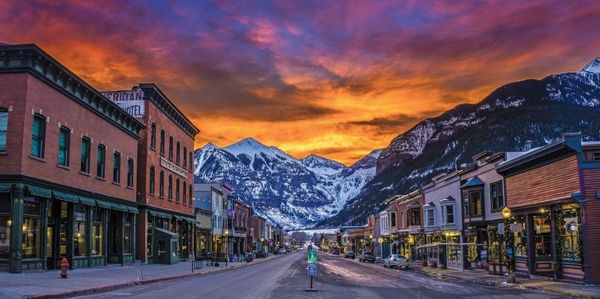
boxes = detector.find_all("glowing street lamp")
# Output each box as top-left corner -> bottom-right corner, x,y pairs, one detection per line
502,207 -> 511,219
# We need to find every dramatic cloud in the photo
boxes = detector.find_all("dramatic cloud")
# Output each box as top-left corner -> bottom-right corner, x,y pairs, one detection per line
1,0 -> 599,164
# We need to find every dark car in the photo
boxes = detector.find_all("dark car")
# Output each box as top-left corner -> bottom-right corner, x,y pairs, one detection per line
344,250 -> 355,259
359,252 -> 376,263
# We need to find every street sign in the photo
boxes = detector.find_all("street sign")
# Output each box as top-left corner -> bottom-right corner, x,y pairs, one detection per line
307,250 -> 318,264
307,263 -> 317,276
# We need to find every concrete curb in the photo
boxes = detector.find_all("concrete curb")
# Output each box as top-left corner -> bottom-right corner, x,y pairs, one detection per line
29,254 -> 288,299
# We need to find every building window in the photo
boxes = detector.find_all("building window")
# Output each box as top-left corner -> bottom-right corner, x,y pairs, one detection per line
113,152 -> 121,184
490,181 -> 504,212
92,208 -> 104,256
189,184 -> 193,206
124,214 -> 131,254
159,170 -> 165,198
0,193 -> 11,259
58,127 -> 70,166
409,208 -> 420,226
74,204 -> 87,257
443,205 -> 454,224
150,123 -> 156,149
127,158 -> 134,187
390,212 -> 396,227
175,178 -> 180,203
463,190 -> 483,217
0,108 -> 7,152
425,209 -> 434,227
149,166 -> 155,195
183,181 -> 187,205
189,152 -> 193,171
31,114 -> 46,158
80,137 -> 91,173
168,175 -> 173,200
591,152 -> 600,161
183,147 -> 187,168
160,129 -> 165,155
22,200 -> 41,258
176,142 -> 180,164
560,207 -> 581,261
168,137 -> 173,160
533,214 -> 551,259
97,144 -> 106,178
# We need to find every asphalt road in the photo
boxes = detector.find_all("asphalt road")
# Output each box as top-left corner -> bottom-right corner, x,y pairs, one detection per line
73,251 -> 570,299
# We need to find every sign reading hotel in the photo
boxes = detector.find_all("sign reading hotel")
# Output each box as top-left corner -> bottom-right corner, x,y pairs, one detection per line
160,157 -> 187,178
101,88 -> 145,118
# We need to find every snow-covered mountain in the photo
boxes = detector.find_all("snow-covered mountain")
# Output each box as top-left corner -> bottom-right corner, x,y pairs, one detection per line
321,57 -> 600,227
194,138 -> 380,228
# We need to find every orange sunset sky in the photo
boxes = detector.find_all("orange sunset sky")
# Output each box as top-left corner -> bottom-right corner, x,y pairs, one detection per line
2,0 -> 600,165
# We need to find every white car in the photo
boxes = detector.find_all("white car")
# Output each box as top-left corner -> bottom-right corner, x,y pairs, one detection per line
383,254 -> 409,269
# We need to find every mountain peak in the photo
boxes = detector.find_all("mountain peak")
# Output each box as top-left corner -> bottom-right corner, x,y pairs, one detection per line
582,57 -> 600,73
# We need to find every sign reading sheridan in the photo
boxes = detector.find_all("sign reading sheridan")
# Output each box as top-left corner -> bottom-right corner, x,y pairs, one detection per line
161,157 -> 187,178
101,87 -> 145,118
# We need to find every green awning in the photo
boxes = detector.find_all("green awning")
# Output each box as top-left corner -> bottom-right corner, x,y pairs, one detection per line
127,206 -> 139,214
174,215 -> 183,221
79,197 -> 96,206
53,191 -> 79,203
148,210 -> 158,217
184,217 -> 196,224
96,200 -> 112,210
110,203 -> 129,212
0,183 -> 12,193
27,185 -> 51,198
157,212 -> 171,219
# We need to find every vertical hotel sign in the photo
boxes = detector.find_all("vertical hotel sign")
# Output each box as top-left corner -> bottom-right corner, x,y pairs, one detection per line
101,88 -> 145,118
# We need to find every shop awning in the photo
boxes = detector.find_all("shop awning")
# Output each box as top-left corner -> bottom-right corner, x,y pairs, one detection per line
148,210 -> 158,217
157,212 -> 171,219
127,206 -> 139,214
110,203 -> 129,212
96,200 -> 112,210
53,191 -> 79,203
27,185 -> 52,198
0,183 -> 12,193
174,215 -> 183,221
79,197 -> 96,206
460,176 -> 484,189
184,217 -> 196,224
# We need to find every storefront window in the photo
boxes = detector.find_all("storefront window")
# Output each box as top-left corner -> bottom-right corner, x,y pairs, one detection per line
533,214 -> 551,259
22,199 -> 41,259
92,208 -> 103,256
560,207 -> 581,261
124,214 -> 131,253
147,216 -> 154,257
0,193 -> 11,259
74,204 -> 87,257
513,217 -> 527,258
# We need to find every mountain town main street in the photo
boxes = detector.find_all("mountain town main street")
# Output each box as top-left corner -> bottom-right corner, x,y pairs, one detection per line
72,251 -> 567,299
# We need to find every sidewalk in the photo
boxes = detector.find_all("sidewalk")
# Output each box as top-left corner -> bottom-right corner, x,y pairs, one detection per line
0,255 -> 283,299
409,262 -> 600,298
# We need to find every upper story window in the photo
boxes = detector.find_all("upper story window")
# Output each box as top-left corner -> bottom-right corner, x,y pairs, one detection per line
80,137 -> 91,173
97,144 -> 106,178
409,208 -> 420,226
149,166 -> 155,195
183,147 -> 187,167
113,152 -> 121,184
31,114 -> 46,158
168,137 -> 173,160
150,123 -> 156,149
424,206 -> 435,227
490,181 -> 505,212
168,174 -> 173,199
58,127 -> 70,166
390,212 -> 396,227
463,189 -> 483,217
175,178 -> 180,203
182,181 -> 187,205
189,152 -> 193,171
176,142 -> 180,164
592,152 -> 600,161
189,184 -> 193,207
0,108 -> 8,152
443,204 -> 454,224
159,170 -> 165,198
160,129 -> 165,155
127,158 -> 134,187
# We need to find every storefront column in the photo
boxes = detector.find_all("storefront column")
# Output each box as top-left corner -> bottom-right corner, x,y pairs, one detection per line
550,206 -> 559,280
120,212 -> 125,266
103,209 -> 109,266
131,213 -> 136,263
66,202 -> 74,269
40,198 -> 50,271
9,185 -> 25,273
87,207 -> 93,267
525,213 -> 535,276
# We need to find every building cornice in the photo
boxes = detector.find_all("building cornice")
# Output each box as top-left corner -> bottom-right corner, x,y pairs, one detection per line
139,83 -> 199,138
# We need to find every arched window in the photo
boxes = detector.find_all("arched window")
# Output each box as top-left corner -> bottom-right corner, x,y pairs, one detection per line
168,175 -> 173,199
159,170 -> 165,198
58,126 -> 70,166
183,147 -> 187,168
176,142 -> 180,164
149,166 -> 155,195
160,129 -> 165,155
189,184 -> 193,207
168,136 -> 173,160
175,178 -> 180,203
150,123 -> 156,149
182,181 -> 187,205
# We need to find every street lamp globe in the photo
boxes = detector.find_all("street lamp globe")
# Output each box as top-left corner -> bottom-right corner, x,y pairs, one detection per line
224,229 -> 230,236
502,207 -> 511,219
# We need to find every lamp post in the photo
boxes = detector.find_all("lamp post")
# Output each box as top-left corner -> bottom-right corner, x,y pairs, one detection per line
502,207 -> 516,283
260,237 -> 265,254
224,229 -> 230,266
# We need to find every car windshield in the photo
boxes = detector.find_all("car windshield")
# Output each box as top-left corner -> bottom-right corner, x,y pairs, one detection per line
391,255 -> 405,260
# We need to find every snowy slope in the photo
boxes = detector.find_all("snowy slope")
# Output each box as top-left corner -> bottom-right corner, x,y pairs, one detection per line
194,138 -> 380,229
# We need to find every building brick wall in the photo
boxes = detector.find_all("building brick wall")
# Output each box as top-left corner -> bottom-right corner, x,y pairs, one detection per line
582,168 -> 600,283
505,155 -> 580,209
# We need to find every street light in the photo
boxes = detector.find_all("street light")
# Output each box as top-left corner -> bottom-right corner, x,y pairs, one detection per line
501,206 -> 515,283
224,229 -> 230,266
502,207 -> 511,219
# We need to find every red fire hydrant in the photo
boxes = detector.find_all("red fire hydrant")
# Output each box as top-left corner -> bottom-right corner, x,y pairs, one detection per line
60,257 -> 69,278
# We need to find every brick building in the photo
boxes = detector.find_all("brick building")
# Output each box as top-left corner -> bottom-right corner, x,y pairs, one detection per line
231,199 -> 251,255
393,190 -> 424,259
497,133 -> 600,284
0,44 -> 144,272
102,84 -> 198,264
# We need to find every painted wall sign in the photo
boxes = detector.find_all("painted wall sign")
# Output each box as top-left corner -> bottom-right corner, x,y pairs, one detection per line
101,88 -> 145,118
160,157 -> 187,178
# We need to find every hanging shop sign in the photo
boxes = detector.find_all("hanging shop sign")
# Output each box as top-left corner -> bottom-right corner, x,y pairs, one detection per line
102,88 -> 145,118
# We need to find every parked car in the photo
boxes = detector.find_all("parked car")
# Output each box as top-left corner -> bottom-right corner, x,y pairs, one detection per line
278,248 -> 287,254
359,252 -> 376,263
383,254 -> 409,269
344,250 -> 356,259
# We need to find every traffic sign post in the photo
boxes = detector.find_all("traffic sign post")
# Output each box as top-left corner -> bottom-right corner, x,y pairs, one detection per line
305,248 -> 318,292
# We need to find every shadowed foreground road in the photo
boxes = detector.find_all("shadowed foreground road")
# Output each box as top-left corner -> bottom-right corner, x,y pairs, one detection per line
73,251 -> 569,299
